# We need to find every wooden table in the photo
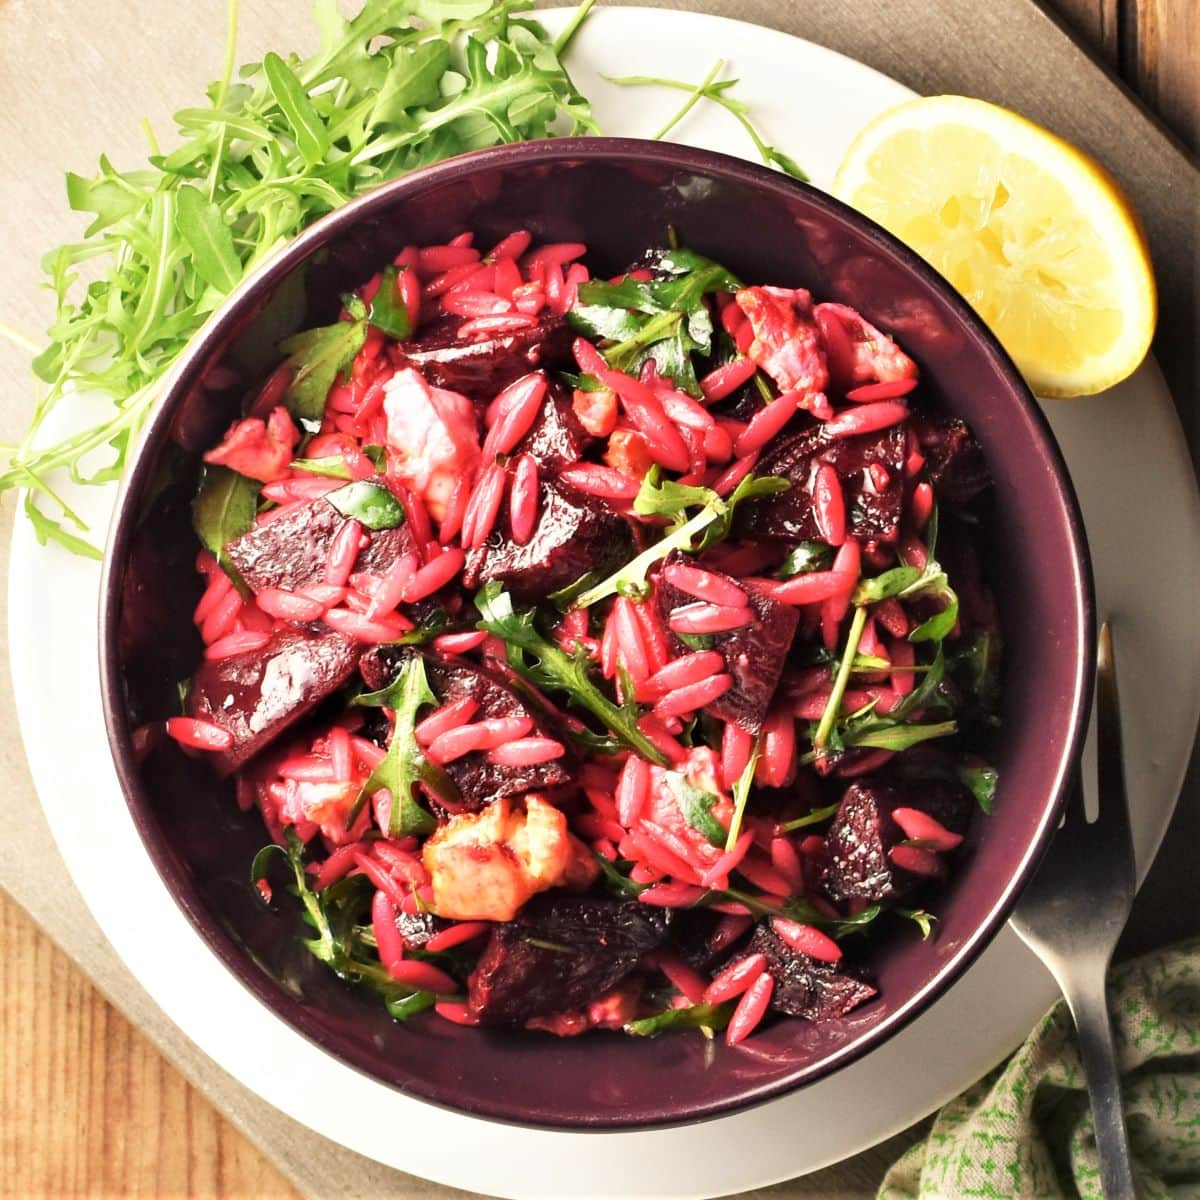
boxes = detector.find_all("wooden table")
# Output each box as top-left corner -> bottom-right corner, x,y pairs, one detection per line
1,2 -> 1195,1197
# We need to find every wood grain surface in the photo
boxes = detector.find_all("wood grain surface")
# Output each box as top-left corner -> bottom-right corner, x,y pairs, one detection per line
0,1 -> 1195,1198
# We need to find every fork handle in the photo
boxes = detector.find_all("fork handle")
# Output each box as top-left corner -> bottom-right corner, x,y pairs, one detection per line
1058,963 -> 1137,1199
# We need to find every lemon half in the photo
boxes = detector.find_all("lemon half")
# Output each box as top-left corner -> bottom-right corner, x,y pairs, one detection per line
832,95 -> 1156,397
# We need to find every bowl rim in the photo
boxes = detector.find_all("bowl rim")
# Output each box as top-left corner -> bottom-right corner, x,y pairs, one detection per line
98,136 -> 1096,1130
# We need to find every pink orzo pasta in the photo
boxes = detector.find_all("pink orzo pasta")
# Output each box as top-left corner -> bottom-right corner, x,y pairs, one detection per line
168,230 -> 1001,1043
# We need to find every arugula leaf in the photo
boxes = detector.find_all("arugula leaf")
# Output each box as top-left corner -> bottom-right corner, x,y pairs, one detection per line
778,541 -> 834,578
567,251 -> 741,395
712,886 -> 881,938
279,316 -> 368,424
593,852 -> 648,898
263,52 -> 330,166
192,464 -> 258,585
474,583 -> 667,764
352,655 -> 453,836
626,1002 -> 732,1037
262,829 -> 445,1020
813,605 -> 869,751
606,61 -> 808,181
896,907 -> 937,940
367,265 -> 413,339
665,772 -> 727,847
572,467 -> 789,609
174,185 -> 241,292
386,990 -> 439,1020
852,565 -> 922,605
327,479 -> 405,530
8,0 -> 610,549
958,764 -> 999,814
291,444 -> 387,479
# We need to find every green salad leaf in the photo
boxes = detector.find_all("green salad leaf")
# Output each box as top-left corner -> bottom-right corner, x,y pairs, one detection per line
327,478 -> 406,529
252,830 -> 440,1017
367,265 -> 414,339
567,247 -> 741,394
474,582 -> 668,764
352,655 -> 454,835
280,314 -> 369,424
606,58 -> 808,181
191,464 -> 259,585
626,1002 -> 732,1037
571,466 -> 789,609
665,771 -> 727,847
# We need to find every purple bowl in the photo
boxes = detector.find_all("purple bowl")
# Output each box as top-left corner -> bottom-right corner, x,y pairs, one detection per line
100,138 -> 1094,1129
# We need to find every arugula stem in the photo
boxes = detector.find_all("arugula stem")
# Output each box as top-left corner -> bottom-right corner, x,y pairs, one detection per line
572,506 -> 716,610
813,604 -> 868,751
650,58 -> 725,141
723,734 -> 761,851
553,0 -> 596,56
214,0 -> 240,110
0,322 -> 40,356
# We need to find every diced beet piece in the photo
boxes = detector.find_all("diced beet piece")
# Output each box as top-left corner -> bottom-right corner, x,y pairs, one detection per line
226,486 -> 416,595
357,648 -> 572,810
749,924 -> 876,1021
913,414 -> 990,507
467,896 -> 669,1025
820,777 -> 967,902
669,908 -> 734,971
463,478 -> 631,602
897,772 -> 974,837
656,553 -> 798,734
820,780 -> 910,902
397,313 -> 574,404
188,627 -> 359,776
738,424 -> 907,543
515,378 -> 589,470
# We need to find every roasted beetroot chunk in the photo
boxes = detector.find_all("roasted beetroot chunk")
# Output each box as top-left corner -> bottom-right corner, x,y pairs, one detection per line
913,414 -> 991,507
821,776 -> 971,902
820,780 -> 910,902
656,554 -> 798,734
740,424 -> 908,543
188,627 -> 359,776
463,478 -> 630,603
226,486 -> 416,594
358,648 -> 573,810
467,896 -> 670,1026
395,313 -> 574,403
749,925 -> 877,1021
515,378 -> 589,469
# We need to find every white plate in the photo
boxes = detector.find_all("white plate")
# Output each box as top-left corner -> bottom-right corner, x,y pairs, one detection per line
10,8 -> 1200,1198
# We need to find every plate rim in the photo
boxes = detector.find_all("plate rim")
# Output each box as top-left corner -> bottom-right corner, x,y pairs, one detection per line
6,3 -> 1194,1192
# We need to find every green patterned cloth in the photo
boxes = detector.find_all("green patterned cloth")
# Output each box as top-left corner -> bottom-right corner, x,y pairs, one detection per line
879,939 -> 1200,1199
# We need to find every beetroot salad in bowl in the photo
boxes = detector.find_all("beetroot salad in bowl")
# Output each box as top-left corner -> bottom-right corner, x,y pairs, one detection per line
102,141 -> 1092,1127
